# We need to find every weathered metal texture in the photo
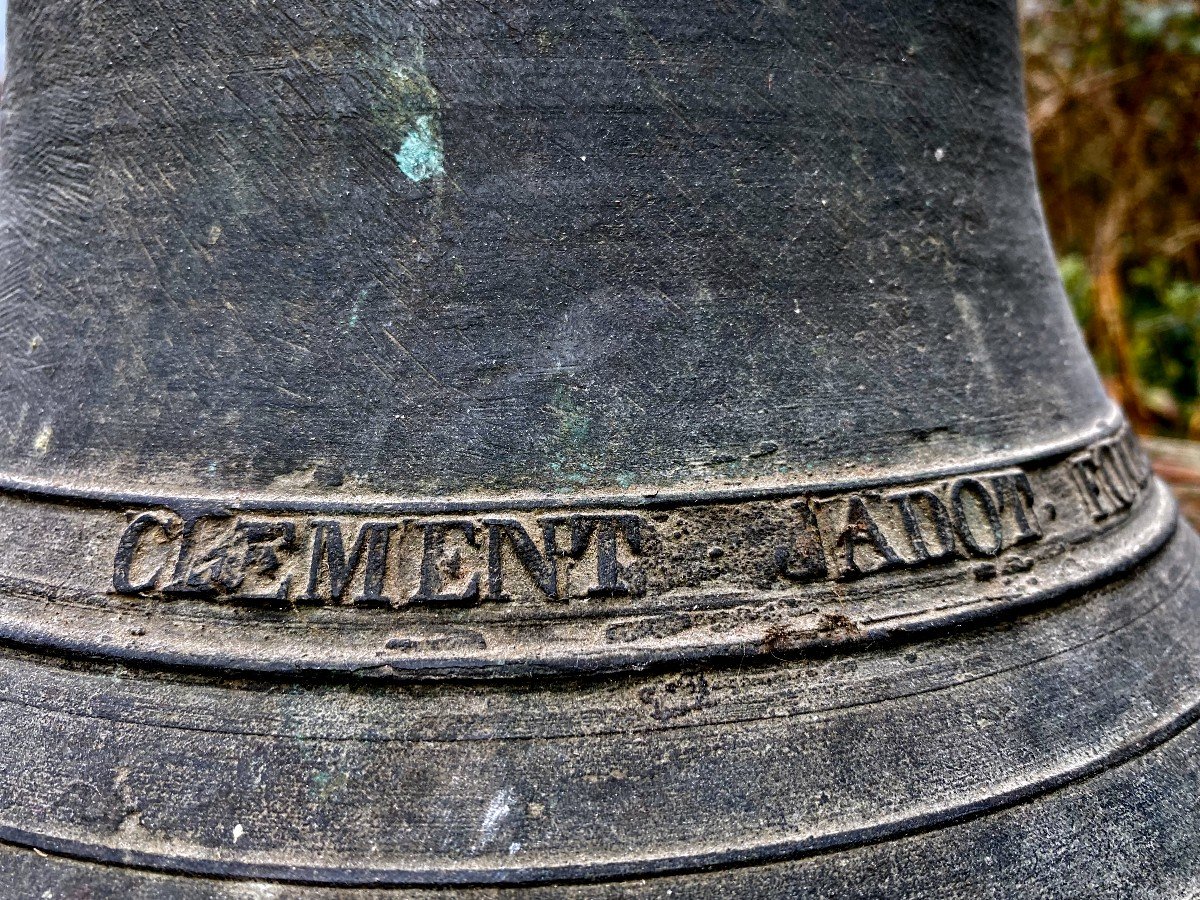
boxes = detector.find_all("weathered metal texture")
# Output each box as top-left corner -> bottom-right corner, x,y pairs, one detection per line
0,0 -> 1196,895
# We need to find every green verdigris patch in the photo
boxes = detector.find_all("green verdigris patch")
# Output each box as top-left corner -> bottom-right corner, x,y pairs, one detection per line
395,114 -> 443,182
374,56 -> 445,183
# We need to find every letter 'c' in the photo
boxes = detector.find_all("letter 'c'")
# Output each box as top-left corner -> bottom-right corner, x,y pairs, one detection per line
113,512 -> 175,594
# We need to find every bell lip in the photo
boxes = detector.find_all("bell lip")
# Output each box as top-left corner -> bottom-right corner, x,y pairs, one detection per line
3,697 -> 1197,889
2,705 -> 1200,897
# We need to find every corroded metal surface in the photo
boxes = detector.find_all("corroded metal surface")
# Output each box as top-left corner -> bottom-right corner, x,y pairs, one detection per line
0,419 -> 1171,676
0,0 -> 1196,895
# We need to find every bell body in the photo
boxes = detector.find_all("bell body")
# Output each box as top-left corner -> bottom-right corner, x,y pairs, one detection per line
0,0 -> 1196,894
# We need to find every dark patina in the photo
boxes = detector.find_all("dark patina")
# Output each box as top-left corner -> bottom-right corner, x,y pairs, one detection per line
0,0 -> 1196,895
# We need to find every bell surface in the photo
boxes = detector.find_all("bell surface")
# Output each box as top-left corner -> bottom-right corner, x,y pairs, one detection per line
0,0 -> 1196,895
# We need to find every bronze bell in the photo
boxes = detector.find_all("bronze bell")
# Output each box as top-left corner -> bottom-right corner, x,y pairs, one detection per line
0,0 -> 1196,894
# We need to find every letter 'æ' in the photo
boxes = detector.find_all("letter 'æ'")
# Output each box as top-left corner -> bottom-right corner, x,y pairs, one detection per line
0,0 -> 1195,894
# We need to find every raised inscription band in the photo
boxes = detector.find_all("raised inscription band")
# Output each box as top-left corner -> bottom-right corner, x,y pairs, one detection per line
0,421 -> 1174,677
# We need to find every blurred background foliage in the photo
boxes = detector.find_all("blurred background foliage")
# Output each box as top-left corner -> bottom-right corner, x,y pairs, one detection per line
1022,0 -> 1200,435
